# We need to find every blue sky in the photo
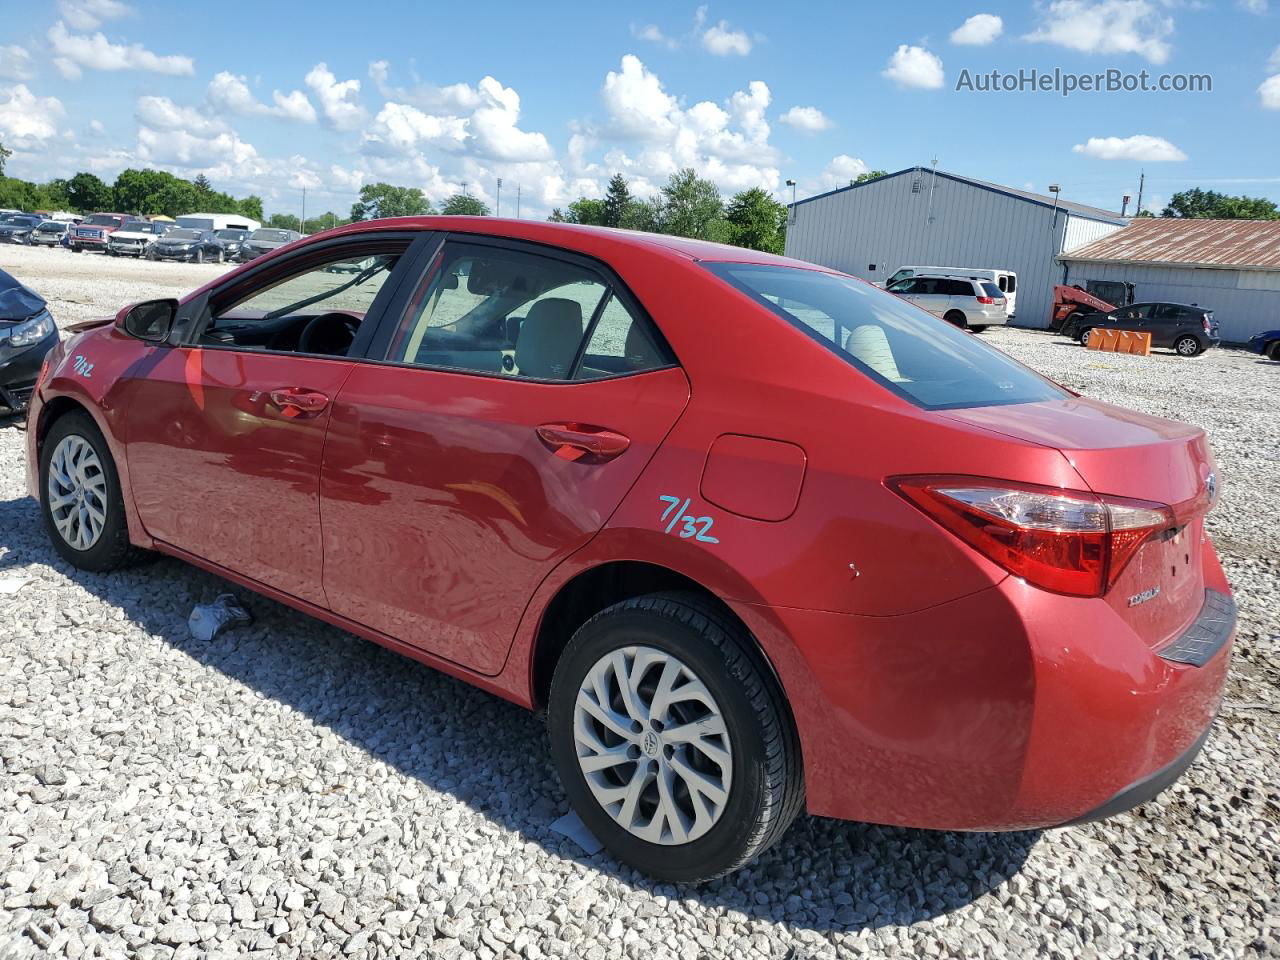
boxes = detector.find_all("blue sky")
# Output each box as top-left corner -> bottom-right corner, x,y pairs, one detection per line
1,0 -> 1277,219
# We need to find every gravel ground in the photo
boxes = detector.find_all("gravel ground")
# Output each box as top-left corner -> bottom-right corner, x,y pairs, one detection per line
1,247 -> 1277,959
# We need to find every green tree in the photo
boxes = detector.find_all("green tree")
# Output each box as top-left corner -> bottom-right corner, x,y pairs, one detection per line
1162,188 -> 1280,220
238,195 -> 264,221
440,194 -> 490,216
563,197 -> 607,225
548,207 -> 566,222
724,187 -> 787,253
350,182 -> 433,221
0,177 -> 39,211
659,168 -> 723,240
66,172 -> 112,213
267,212 -> 302,231
0,140 -> 10,177
619,197 -> 662,232
601,173 -> 632,228
852,170 -> 888,185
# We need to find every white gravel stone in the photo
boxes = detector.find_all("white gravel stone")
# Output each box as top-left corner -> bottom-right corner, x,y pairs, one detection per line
0,247 -> 1276,958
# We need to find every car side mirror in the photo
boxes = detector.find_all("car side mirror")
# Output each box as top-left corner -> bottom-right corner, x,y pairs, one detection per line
119,298 -> 178,342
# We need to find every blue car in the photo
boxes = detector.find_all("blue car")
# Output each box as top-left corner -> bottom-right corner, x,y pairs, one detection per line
1247,329 -> 1280,361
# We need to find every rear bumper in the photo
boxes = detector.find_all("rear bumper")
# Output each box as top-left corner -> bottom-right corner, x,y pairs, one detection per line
732,541 -> 1235,831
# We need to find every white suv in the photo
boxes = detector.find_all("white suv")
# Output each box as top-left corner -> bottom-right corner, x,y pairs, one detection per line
886,274 -> 1008,332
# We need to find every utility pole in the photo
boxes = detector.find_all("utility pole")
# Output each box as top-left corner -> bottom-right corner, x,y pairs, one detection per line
516,184 -> 521,218
461,181 -> 468,197
1135,170 -> 1146,217
301,186 -> 306,233
496,177 -> 503,216
1121,194 -> 1131,217
785,179 -> 796,224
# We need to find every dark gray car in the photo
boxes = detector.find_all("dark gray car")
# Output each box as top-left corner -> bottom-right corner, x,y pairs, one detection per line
149,228 -> 226,264
237,228 -> 301,262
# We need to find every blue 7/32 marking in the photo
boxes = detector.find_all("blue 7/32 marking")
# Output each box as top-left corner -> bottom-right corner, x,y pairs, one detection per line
658,494 -> 720,543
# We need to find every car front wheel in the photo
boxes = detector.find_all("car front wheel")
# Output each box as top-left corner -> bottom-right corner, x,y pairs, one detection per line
1174,335 -> 1203,357
548,592 -> 803,882
1080,327 -> 1095,346
1269,341 -> 1280,362
39,412 -> 137,572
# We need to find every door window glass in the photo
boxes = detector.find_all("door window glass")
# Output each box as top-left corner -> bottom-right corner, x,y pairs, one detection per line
204,245 -> 407,355
390,242 -> 663,381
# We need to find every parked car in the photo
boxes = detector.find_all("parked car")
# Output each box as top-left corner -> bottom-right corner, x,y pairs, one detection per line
24,219 -> 1234,882
70,214 -> 136,253
148,228 -> 226,263
886,274 -> 1007,331
1061,302 -> 1220,357
1246,329 -> 1280,361
0,268 -> 58,412
108,220 -> 173,258
0,214 -> 45,245
30,220 -> 70,247
211,229 -> 251,261
237,227 -> 301,261
883,266 -> 1018,317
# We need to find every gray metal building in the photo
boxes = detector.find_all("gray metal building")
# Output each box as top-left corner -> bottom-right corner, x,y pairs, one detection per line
1059,218 -> 1280,344
784,166 -> 1128,329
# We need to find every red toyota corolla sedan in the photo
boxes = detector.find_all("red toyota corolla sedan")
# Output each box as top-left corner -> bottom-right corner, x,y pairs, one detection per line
26,218 -> 1235,881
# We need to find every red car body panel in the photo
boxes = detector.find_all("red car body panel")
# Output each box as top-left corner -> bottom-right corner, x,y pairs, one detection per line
25,216 -> 1235,832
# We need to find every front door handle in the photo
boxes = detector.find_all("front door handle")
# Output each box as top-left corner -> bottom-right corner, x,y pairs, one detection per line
536,422 -> 631,462
269,387 -> 330,418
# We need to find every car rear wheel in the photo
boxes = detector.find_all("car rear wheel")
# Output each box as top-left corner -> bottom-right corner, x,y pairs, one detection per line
943,310 -> 968,330
1080,327 -> 1095,347
969,325 -> 988,333
1174,335 -> 1202,357
194,248 -> 205,264
1268,341 -> 1280,361
547,592 -> 803,882
39,412 -> 137,572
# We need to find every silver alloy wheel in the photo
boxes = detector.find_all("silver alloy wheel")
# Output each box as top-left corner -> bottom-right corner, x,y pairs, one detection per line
1176,337 -> 1199,356
573,645 -> 733,845
47,434 -> 108,551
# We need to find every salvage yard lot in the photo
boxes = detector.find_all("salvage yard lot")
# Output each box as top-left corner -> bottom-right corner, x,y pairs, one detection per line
0,245 -> 1276,959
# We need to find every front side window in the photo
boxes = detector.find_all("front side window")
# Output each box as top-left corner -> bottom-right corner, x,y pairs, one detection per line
388,242 -> 670,381
202,244 -> 406,356
705,263 -> 1064,411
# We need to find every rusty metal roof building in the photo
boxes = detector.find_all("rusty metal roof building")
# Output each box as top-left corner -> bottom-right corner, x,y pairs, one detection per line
1062,218 -> 1280,271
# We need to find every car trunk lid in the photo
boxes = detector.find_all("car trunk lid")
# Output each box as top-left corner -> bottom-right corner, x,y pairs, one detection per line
942,395 -> 1216,648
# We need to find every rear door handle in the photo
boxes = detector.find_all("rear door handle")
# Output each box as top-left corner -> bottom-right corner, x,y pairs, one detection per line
268,387 -> 330,418
536,422 -> 631,462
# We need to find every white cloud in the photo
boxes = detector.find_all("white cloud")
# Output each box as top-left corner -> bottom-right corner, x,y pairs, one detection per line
368,61 -> 482,112
47,21 -> 194,79
304,62 -> 366,130
57,0 -> 132,30
1239,0 -> 1268,13
135,95 -> 225,136
137,125 -> 258,170
882,45 -> 945,89
702,20 -> 752,55
631,23 -> 678,49
819,154 -> 871,189
1072,134 -> 1187,161
950,13 -> 1004,45
363,102 -> 469,154
1260,74 -> 1280,109
1268,44 -> 1280,72
1026,1 -> 1174,64
601,54 -> 680,140
0,45 -> 33,82
88,119 -> 105,135
207,72 -> 316,123
778,105 -> 832,132
469,76 -> 554,161
0,84 -> 66,146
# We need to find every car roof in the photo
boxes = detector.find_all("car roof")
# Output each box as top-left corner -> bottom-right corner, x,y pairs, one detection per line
316,216 -> 815,268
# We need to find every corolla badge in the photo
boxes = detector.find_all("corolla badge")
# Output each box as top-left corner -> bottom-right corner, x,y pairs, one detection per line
1128,586 -> 1161,608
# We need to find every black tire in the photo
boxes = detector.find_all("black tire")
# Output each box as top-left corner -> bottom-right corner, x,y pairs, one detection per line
1174,335 -> 1203,357
215,248 -> 224,264
1079,327 -> 1095,347
547,592 -> 803,882
1269,341 -> 1280,362
194,248 -> 204,264
969,325 -> 988,333
38,411 -> 138,572
943,310 -> 968,330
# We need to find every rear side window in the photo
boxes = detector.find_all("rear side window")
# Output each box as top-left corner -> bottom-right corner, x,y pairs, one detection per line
943,279 -> 973,297
704,263 -> 1064,410
980,282 -> 1002,298
388,241 -> 672,381
1004,275 -> 1016,292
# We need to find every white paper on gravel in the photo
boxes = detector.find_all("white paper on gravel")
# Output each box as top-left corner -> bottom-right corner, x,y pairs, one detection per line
550,811 -> 603,854
0,577 -> 32,595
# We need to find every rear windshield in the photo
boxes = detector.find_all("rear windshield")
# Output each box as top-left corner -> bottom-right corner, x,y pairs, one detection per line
37,221 -> 64,231
215,229 -> 248,240
83,214 -> 123,226
705,263 -> 1064,410
980,282 -> 1003,298
251,229 -> 292,242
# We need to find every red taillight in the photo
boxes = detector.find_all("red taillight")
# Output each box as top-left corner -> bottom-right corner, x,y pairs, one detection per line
976,296 -> 995,304
1202,317 -> 1212,334
891,476 -> 1173,597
